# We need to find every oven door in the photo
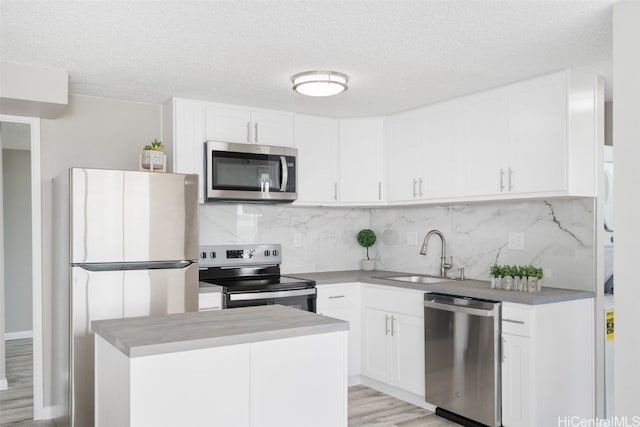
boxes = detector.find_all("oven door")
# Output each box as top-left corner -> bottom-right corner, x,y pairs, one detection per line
225,288 -> 316,312
206,141 -> 297,202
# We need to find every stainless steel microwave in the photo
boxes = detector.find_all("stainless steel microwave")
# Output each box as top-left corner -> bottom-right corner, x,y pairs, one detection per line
205,141 -> 298,203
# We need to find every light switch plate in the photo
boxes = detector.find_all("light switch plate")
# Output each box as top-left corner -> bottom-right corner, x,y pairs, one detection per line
508,232 -> 525,250
293,233 -> 303,247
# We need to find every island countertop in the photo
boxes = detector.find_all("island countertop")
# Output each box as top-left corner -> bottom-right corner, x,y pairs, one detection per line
91,305 -> 349,358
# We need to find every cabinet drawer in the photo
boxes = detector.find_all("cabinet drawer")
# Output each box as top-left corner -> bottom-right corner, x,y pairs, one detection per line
317,284 -> 357,310
502,304 -> 534,337
362,285 -> 424,317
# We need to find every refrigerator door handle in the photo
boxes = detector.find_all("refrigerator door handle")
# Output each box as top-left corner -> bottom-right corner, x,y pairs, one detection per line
75,260 -> 194,271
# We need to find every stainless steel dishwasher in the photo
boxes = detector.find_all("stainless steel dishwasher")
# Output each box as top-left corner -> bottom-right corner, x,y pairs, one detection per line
424,293 -> 501,427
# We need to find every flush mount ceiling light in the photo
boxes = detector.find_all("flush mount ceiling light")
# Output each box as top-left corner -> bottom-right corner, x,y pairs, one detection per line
291,71 -> 349,97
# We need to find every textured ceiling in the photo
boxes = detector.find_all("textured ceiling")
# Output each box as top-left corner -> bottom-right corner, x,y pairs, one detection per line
0,0 -> 614,118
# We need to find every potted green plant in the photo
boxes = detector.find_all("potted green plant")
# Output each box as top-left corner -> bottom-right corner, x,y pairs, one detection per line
141,139 -> 165,171
489,264 -> 502,289
357,229 -> 377,271
527,267 -> 544,292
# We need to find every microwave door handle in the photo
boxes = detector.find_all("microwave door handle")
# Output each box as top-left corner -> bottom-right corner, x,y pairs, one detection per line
280,156 -> 288,192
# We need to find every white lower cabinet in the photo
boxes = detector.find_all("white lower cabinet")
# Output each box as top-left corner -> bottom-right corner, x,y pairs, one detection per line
501,299 -> 594,427
361,285 -> 425,396
317,283 -> 361,377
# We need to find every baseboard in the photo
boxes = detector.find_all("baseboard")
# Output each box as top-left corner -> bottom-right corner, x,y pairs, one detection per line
359,376 -> 437,412
0,377 -> 8,391
4,330 -> 33,340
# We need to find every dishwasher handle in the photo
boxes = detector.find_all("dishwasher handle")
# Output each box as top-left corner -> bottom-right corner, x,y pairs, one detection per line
424,298 -> 497,317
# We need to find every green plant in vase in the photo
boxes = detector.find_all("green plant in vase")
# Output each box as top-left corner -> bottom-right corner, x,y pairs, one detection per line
357,229 -> 377,271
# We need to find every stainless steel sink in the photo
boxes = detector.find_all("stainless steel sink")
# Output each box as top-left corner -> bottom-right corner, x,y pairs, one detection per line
378,275 -> 456,285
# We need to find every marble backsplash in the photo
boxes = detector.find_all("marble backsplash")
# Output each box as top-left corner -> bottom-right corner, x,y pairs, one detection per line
199,204 -> 370,273
199,198 -> 595,291
370,198 -> 595,291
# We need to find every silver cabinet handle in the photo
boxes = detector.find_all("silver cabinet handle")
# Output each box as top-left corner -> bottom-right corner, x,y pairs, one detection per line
246,122 -> 251,143
502,337 -> 506,362
412,179 -> 418,198
502,318 -> 525,325
254,122 -> 258,143
334,182 -> 338,200
500,168 -> 505,192
385,315 -> 390,335
508,168 -> 514,192
378,181 -> 382,200
280,156 -> 288,192
418,178 -> 424,197
391,316 -> 396,336
328,295 -> 345,299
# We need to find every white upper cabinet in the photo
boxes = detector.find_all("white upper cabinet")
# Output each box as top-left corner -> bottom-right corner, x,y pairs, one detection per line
338,117 -> 385,203
385,101 -> 461,202
418,100 -> 461,199
164,98 -> 205,203
294,114 -> 340,204
459,70 -> 597,199
204,104 -> 294,147
459,87 -> 511,197
385,109 -> 422,202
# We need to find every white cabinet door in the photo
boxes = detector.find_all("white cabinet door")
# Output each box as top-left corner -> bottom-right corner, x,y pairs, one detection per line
418,100 -> 461,199
508,73 -> 567,194
204,105 -> 294,146
385,110 -> 422,202
362,307 -> 392,384
294,114 -> 340,203
251,110 -> 294,147
204,104 -> 252,143
171,98 -> 205,203
392,313 -> 425,396
459,87 -> 510,197
317,283 -> 361,377
251,332 -> 348,427
501,333 -> 531,427
339,117 -> 384,203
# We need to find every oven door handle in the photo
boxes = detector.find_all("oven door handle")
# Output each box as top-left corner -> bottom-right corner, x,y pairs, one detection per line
280,156 -> 288,192
228,288 -> 316,301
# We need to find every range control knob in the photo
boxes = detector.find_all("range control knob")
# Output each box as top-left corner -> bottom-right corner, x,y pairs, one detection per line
210,252 -> 216,259
264,250 -> 271,256
200,252 -> 207,259
273,249 -> 279,256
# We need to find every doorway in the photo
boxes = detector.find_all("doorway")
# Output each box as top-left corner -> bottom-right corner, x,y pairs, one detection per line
0,115 -> 43,421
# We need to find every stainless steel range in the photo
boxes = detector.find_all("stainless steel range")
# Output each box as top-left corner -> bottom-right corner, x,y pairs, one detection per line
198,243 -> 316,312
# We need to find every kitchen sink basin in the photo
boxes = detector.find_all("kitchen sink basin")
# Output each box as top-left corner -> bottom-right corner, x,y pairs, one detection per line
377,275 -> 456,285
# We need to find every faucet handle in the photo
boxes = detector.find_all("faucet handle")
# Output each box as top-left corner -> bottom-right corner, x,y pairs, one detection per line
443,256 -> 453,268
458,266 -> 465,281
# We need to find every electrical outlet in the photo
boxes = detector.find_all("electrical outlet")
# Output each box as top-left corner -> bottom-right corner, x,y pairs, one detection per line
508,232 -> 525,250
407,231 -> 418,246
293,233 -> 303,248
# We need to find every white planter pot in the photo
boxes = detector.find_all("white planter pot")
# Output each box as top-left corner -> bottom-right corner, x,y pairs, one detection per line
141,150 -> 165,170
361,259 -> 375,271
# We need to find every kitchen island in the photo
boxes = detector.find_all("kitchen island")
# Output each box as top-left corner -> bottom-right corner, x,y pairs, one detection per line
92,305 -> 349,427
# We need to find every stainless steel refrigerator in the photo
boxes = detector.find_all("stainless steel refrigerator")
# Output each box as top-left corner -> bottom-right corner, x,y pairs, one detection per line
52,168 -> 199,427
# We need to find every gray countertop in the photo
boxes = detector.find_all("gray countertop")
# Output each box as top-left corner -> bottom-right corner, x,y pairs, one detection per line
288,270 -> 594,305
92,305 -> 348,358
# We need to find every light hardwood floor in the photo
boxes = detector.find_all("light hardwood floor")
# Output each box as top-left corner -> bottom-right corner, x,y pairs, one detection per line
1,339 -> 454,427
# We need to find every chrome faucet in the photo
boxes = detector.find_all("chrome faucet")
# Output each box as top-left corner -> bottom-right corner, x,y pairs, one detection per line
419,229 -> 453,277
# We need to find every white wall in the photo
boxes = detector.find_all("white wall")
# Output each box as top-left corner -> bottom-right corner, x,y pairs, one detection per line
612,0 -> 640,418
39,94 -> 161,410
2,148 -> 33,334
